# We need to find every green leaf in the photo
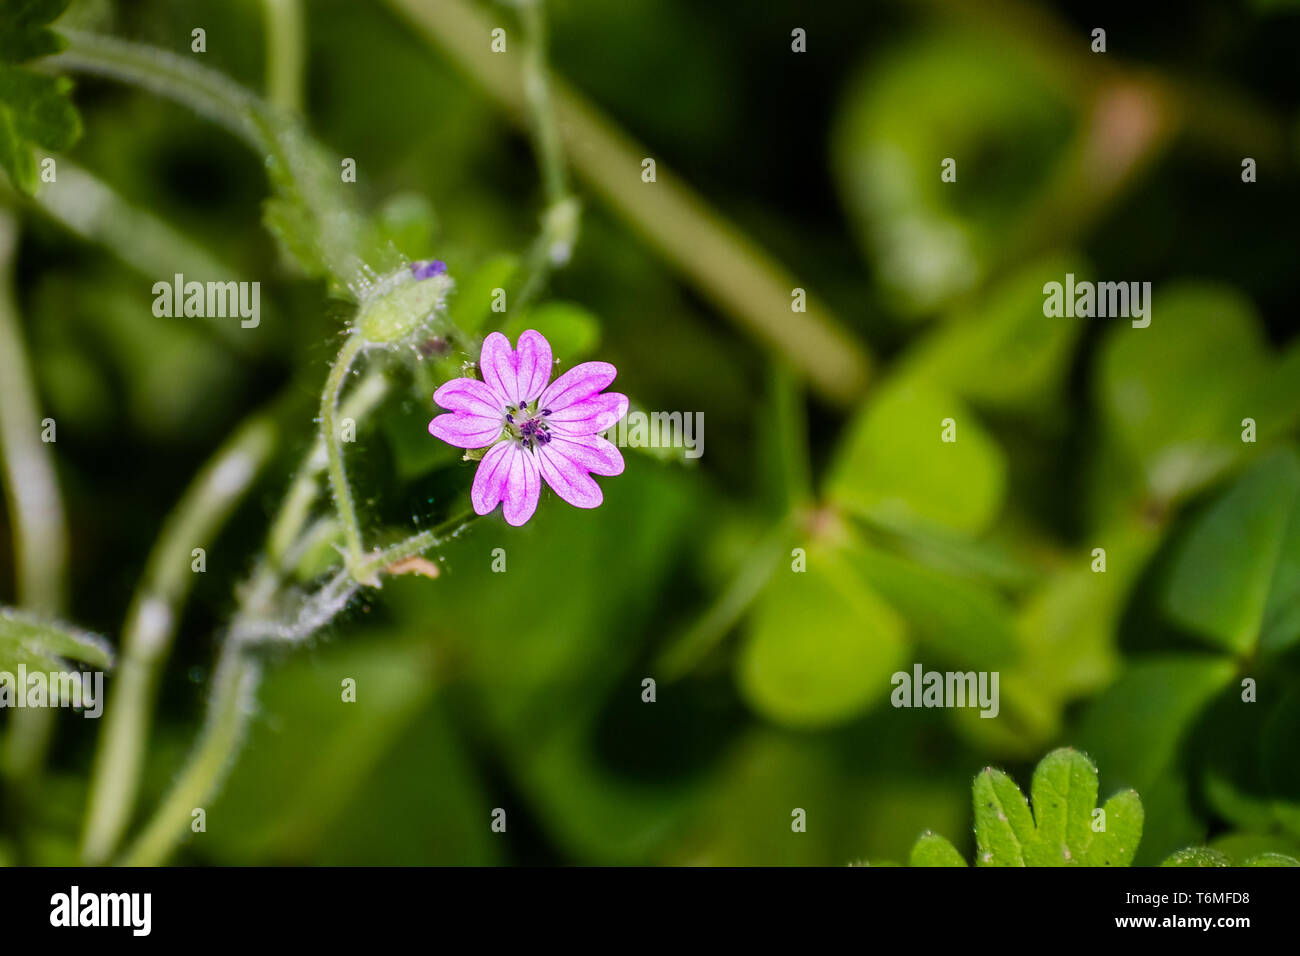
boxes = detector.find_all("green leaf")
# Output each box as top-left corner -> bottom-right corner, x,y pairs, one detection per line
0,0 -> 70,62
1244,852 -> 1300,866
826,377 -> 1005,537
972,748 -> 1142,866
738,539 -> 907,728
909,831 -> 967,867
0,606 -> 113,672
1075,656 -> 1236,863
0,0 -> 81,194
505,300 -> 601,361
1163,448 -> 1300,655
832,30 -> 1072,315
1097,283 -> 1268,501
854,544 -> 1019,666
1161,848 -> 1231,867
903,252 -> 1089,411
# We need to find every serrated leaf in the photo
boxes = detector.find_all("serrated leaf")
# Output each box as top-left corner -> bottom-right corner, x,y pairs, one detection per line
1243,852 -> 1300,866
974,748 -> 1142,866
0,606 -> 113,672
1164,448 -> 1300,655
909,831 -> 967,867
1161,848 -> 1231,867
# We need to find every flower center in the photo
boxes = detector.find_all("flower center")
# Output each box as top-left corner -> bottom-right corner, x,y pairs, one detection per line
504,401 -> 552,451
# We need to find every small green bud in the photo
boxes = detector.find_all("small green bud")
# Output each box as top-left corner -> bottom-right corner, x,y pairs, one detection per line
356,267 -> 453,345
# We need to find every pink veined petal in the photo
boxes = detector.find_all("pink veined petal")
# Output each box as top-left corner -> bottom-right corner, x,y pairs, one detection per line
432,377 -> 506,419
545,392 -> 629,436
513,330 -> 553,404
501,444 -> 541,526
537,444 -> 603,509
429,411 -> 502,449
537,362 -> 617,415
470,442 -> 514,516
478,332 -> 519,408
545,432 -> 625,476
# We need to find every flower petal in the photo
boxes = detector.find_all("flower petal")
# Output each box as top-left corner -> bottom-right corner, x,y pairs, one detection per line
470,442 -> 514,516
479,330 -> 554,407
538,361 -> 617,415
429,411 -> 502,449
545,392 -> 629,436
478,332 -> 519,407
502,445 -> 541,526
513,330 -> 553,404
432,377 -> 505,418
546,432 -> 625,476
537,444 -> 603,509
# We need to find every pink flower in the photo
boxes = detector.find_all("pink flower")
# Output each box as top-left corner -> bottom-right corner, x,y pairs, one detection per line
428,330 -> 628,526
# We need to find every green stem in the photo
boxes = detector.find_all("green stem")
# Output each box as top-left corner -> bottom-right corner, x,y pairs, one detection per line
383,0 -> 872,405
356,511 -> 477,579
320,334 -> 369,572
0,211 -> 68,786
80,414 -> 277,865
261,0 -> 305,113
117,639 -> 261,867
269,371 -> 387,569
519,0 -> 567,207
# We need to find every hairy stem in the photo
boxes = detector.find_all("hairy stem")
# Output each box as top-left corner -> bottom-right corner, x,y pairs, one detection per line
269,372 -> 388,569
0,211 -> 68,785
320,334 -> 369,573
117,639 -> 261,867
81,414 -> 278,865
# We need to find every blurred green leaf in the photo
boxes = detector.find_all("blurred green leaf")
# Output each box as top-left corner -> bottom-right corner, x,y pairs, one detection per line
738,538 -> 907,728
1263,688 -> 1300,840
448,254 -> 517,335
854,544 -> 1019,666
833,30 -> 1072,315
904,253 -> 1089,411
1097,283 -> 1270,501
505,300 -> 601,362
1164,448 -> 1300,655
0,606 -> 112,673
1076,656 -> 1237,863
826,377 -> 1005,537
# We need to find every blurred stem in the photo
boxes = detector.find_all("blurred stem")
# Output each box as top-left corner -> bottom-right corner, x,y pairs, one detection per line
769,363 -> 812,512
0,211 -> 67,786
268,372 -> 388,569
51,31 -> 363,292
512,0 -> 578,312
117,638 -> 261,867
657,519 -> 791,680
320,335 -> 369,575
357,511 -> 476,579
81,414 -> 278,865
519,0 -> 567,209
384,0 -> 872,405
261,0 -> 305,113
